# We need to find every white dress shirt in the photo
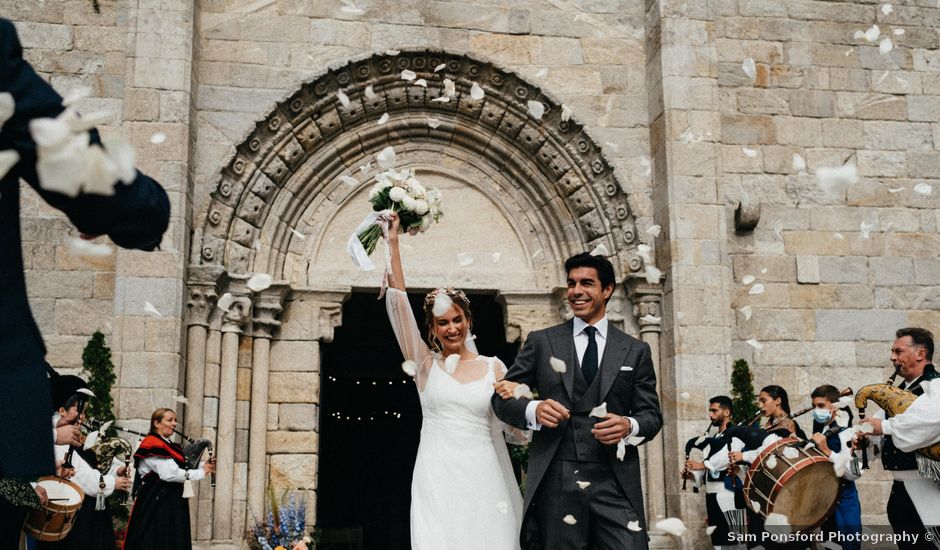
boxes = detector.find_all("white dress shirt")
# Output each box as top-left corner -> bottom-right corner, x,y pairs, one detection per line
524,316 -> 640,440
136,436 -> 205,483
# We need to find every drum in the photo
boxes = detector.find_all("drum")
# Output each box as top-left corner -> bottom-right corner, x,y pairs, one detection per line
744,437 -> 841,532
23,476 -> 84,542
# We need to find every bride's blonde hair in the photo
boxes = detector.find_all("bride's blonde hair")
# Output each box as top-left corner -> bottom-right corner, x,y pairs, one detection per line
422,288 -> 472,353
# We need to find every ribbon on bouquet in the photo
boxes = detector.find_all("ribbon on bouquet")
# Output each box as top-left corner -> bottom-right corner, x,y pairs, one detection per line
346,210 -> 397,298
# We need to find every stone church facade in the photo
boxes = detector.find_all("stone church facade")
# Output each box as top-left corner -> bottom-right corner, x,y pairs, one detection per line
7,0 -> 940,547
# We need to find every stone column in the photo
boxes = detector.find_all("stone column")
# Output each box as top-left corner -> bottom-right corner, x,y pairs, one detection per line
213,280 -> 252,541
247,285 -> 288,528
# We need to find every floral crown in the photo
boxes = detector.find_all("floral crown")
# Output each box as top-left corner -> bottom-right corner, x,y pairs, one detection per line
423,287 -> 470,310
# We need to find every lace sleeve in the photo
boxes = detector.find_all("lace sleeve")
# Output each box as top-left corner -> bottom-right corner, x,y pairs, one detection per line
493,358 -> 532,445
385,288 -> 433,391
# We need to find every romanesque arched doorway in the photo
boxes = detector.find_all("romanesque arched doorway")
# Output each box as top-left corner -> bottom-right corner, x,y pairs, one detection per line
183,50 -> 667,547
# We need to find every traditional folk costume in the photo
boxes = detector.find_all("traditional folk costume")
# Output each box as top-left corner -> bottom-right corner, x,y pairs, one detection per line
689,428 -> 747,550
123,434 -> 204,550
812,415 -> 862,550
872,366 -> 940,550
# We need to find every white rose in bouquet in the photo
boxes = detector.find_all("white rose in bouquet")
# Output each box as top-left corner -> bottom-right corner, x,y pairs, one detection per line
406,177 -> 426,197
388,186 -> 407,202
414,199 -> 429,215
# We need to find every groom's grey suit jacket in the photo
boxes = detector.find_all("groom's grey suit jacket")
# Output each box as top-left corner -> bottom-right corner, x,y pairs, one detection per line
491,320 -> 663,548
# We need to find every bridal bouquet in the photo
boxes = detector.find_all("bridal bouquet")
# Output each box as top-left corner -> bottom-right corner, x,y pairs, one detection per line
356,168 -> 443,254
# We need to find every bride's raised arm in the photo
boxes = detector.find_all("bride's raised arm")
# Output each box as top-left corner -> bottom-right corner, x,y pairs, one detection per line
385,213 -> 433,391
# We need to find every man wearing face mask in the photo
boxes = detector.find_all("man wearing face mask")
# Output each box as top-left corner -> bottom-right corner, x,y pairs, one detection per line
809,385 -> 862,550
684,396 -> 747,550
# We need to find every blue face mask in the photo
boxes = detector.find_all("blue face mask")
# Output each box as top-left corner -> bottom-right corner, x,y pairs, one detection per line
813,408 -> 832,423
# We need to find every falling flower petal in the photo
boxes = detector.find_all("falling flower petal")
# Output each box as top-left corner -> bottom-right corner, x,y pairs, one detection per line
470,82 -> 485,100
853,30 -> 865,40
143,301 -> 162,317
859,221 -> 876,239
66,236 -> 111,258
679,392 -> 691,401
561,104 -> 573,122
444,354 -> 459,374
401,360 -> 417,377
879,37 -> 893,54
290,228 -> 306,240
864,25 -> 881,42
385,49 -> 400,56
0,93 -> 14,128
881,3 -> 893,15
432,293 -> 454,317
496,501 -> 509,514
401,69 -> 417,81
217,292 -> 233,312
783,447 -> 800,459
888,187 -> 906,193
513,383 -> 534,399
430,96 -> 450,103
752,501 -> 762,513
739,305 -> 753,320
563,515 -> 577,525
442,79 -> 456,98
749,283 -> 765,295
377,113 -> 389,125
457,253 -> 474,266
535,67 -> 548,78
590,402 -> 608,418
655,518 -> 688,537
741,58 -> 756,79
646,225 -> 661,237
427,117 -> 441,129
83,430 -> 99,450
835,410 -> 850,428
914,183 -> 933,195
336,90 -> 350,108
893,28 -> 905,35
705,525 -> 717,535
836,396 -> 853,410
742,275 -> 756,285
792,153 -> 806,173
590,243 -> 609,256
623,520 -> 642,532
746,339 -> 763,350
644,266 -> 662,284
491,252 -> 501,263
339,4 -> 365,15
742,147 -> 757,157
364,85 -> 377,100
549,356 -> 567,373
150,132 -> 166,145
617,439 -> 627,460
434,63 -> 446,72
527,100 -> 545,120
834,233 -> 844,240
576,481 -> 591,489
247,273 -> 273,292
0,150 -> 20,179
376,146 -> 396,169
636,244 -> 652,264
766,454 -> 778,469
414,79 -> 427,88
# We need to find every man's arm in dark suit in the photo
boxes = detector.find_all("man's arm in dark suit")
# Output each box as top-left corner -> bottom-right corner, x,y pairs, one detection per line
1,18 -> 169,251
492,330 -> 542,431
629,341 -> 663,440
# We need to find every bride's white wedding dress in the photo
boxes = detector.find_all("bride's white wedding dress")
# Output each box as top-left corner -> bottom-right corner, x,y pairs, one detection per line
386,288 -> 524,550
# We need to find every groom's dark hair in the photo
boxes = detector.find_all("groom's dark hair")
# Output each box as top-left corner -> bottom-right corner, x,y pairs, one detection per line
564,253 -> 616,292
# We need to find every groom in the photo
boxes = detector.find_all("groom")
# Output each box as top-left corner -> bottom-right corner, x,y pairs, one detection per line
492,252 -> 662,550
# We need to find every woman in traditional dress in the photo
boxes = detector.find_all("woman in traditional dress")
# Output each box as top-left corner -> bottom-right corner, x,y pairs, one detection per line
123,409 -> 214,550
383,212 -> 526,550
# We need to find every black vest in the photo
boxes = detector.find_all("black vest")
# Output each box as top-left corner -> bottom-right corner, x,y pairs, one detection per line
883,365 -> 939,471
555,360 -> 607,462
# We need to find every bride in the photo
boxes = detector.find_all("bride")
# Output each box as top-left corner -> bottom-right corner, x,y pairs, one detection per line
383,212 -> 527,550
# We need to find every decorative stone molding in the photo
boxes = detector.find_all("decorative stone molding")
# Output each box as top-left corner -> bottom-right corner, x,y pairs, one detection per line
625,276 -> 664,335
193,50 -> 642,288
252,284 -> 289,340
186,266 -> 226,328
498,291 -> 565,342
222,297 -> 252,334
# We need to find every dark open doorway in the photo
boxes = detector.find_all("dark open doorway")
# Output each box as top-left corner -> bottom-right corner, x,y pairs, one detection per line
317,290 -> 519,550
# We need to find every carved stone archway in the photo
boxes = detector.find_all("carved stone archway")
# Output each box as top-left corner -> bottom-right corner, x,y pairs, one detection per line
185,50 -> 667,547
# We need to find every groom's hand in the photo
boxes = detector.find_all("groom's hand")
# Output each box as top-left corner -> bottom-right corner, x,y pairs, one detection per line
536,399 -> 570,428
592,414 -> 631,445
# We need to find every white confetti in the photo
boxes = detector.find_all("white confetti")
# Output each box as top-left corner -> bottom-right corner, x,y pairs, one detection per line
589,402 -> 608,418
217,292 -> 233,312
646,224 -> 661,237
400,70 -> 417,81
628,520 -> 643,532
0,150 -> 20,179
385,49 -> 400,56
864,25 -> 881,42
247,273 -> 273,292
535,67 -> 549,78
149,132 -> 166,145
893,28 -> 905,36
527,100 -> 545,120
143,301 -> 162,317
290,228 -> 306,240
549,356 -> 567,373
746,339 -> 763,350
491,252 -> 501,263
644,265 -> 662,284
496,501 -> 509,514
741,58 -> 756,79
364,85 -> 377,100
679,392 -> 690,400
66,237 -> 111,258
456,253 -> 474,266
761,268 -> 767,274
834,233 -> 844,240
836,396 -> 853,410
914,182 -> 933,195
512,383 -> 534,399
752,501 -> 762,513
434,63 -> 446,72
881,3 -> 893,15
742,147 -> 757,157
427,117 -> 441,129
413,79 -> 428,88
401,360 -> 417,377
443,78 -> 456,97
430,96 -> 450,103
636,243 -> 652,264
792,153 -> 806,173
766,454 -> 778,469
748,283 -> 765,295
432,293 -> 454,317
589,243 -> 609,256
816,163 -> 858,194
859,221 -> 876,239
887,187 -> 906,193
377,112 -> 389,125
576,481 -> 591,489
835,409 -> 850,428
782,447 -> 800,459
879,37 -> 893,55
563,515 -> 577,525
742,275 -> 756,285
739,305 -> 753,320
336,90 -> 350,108
339,4 -> 365,15
655,518 -> 688,537
0,92 -> 14,128
376,146 -> 396,169
470,82 -> 485,100
443,354 -> 460,374
561,104 -> 573,122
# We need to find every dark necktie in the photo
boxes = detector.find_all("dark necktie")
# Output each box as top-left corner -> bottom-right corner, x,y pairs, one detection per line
582,326 -> 598,386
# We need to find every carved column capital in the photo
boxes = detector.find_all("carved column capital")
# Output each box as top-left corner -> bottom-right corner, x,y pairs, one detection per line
252,284 -> 289,340
186,265 -> 227,328
625,276 -> 664,335
221,274 -> 253,334
497,291 -> 563,343
315,301 -> 344,344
